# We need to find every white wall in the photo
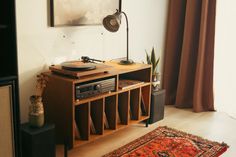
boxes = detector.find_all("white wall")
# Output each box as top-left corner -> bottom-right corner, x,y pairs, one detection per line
16,0 -> 169,122
214,0 -> 236,118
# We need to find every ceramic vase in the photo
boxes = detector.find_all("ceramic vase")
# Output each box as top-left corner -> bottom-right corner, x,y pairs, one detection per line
152,73 -> 161,91
29,95 -> 44,127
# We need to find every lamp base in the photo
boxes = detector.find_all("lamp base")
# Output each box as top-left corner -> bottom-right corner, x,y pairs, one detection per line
119,59 -> 134,65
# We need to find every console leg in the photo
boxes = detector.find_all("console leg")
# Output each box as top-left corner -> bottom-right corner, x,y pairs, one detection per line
146,120 -> 149,127
64,141 -> 68,157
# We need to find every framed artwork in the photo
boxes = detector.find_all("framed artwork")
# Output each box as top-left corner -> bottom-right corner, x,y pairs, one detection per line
50,0 -> 121,27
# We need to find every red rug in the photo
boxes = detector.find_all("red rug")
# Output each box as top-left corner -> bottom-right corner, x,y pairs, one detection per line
103,126 -> 228,157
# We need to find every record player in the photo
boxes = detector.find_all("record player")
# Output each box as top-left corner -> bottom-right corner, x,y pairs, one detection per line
49,56 -> 112,79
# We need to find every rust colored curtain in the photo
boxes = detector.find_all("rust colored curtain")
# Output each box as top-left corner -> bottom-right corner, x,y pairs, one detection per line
162,0 -> 216,112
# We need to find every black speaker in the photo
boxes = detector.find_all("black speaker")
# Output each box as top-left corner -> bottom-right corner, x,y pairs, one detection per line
21,123 -> 56,157
149,89 -> 165,124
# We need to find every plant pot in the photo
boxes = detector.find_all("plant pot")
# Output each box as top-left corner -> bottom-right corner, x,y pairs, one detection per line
152,74 -> 157,82
152,74 -> 161,91
29,95 -> 44,128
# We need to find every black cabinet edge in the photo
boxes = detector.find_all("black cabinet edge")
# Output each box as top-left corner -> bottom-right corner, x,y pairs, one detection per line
0,76 -> 18,82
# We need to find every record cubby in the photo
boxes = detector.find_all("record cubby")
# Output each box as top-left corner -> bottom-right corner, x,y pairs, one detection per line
43,62 -> 151,149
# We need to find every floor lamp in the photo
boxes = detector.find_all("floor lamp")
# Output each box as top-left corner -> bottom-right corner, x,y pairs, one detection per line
103,10 -> 134,65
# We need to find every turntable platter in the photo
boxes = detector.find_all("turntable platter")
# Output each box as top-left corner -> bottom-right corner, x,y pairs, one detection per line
50,61 -> 112,79
61,62 -> 96,71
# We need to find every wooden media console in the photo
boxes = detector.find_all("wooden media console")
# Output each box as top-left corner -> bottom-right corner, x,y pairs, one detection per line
43,61 -> 152,149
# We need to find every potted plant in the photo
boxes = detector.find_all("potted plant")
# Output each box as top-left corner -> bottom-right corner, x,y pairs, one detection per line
29,74 -> 48,128
146,47 -> 160,90
146,48 -> 165,123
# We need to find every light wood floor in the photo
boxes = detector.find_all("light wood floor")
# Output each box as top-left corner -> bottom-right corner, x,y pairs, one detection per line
56,106 -> 236,157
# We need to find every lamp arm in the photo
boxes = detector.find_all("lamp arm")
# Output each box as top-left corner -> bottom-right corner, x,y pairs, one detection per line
121,11 -> 129,60
120,11 -> 129,30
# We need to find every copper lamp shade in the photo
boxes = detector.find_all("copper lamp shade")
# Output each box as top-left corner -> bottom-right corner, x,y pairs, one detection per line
103,10 -> 134,65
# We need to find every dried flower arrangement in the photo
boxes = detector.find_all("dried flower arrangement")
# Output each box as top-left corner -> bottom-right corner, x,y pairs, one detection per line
35,73 -> 48,96
29,73 -> 48,127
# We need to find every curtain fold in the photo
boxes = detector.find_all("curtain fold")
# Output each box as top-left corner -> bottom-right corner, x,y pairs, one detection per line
163,0 -> 216,112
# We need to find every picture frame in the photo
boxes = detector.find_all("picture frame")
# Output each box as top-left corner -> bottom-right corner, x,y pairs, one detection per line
50,0 -> 121,27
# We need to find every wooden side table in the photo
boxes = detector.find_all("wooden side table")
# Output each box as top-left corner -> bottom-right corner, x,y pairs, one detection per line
21,123 -> 55,157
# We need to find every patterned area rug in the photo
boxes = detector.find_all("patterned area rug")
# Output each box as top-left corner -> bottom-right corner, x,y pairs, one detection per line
103,126 -> 228,157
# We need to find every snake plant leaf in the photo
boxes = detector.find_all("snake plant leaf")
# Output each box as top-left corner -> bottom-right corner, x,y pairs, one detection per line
145,50 -> 151,64
151,47 -> 156,68
154,57 -> 160,70
145,47 -> 160,75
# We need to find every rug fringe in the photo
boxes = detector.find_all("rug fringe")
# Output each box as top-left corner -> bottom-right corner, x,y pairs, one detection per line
158,126 -> 230,148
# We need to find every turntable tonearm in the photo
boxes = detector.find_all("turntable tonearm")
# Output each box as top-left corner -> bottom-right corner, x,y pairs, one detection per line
49,56 -> 111,79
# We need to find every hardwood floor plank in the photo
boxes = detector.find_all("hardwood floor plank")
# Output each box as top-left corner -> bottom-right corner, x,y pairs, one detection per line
57,106 -> 236,157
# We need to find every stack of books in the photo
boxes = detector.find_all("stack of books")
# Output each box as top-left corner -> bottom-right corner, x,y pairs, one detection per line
119,79 -> 144,90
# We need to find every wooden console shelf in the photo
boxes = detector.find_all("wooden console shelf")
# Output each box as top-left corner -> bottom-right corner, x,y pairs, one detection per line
43,61 -> 152,149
